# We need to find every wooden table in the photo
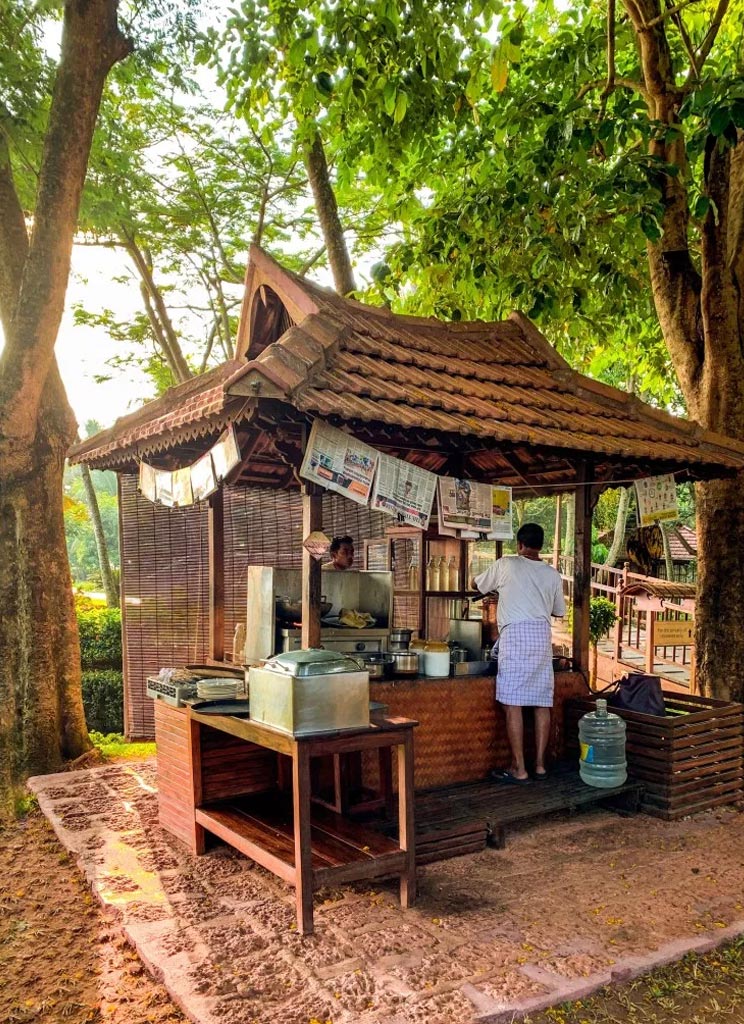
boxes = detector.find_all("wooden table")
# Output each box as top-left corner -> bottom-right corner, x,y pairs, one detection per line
154,702 -> 417,934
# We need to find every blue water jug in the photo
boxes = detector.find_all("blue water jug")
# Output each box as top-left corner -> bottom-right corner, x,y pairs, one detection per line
579,698 -> 627,788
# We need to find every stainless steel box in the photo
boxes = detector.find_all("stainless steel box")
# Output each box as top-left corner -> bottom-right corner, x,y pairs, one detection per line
248,650 -> 370,736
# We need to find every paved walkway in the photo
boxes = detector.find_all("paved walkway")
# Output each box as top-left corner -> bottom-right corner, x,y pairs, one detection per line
29,762 -> 744,1024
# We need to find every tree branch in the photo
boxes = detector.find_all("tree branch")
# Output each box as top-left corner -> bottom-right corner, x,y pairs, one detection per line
0,0 -> 132,441
643,0 -> 702,27
693,0 -> 730,76
304,129 -> 356,295
577,76 -> 648,102
0,133 -> 28,334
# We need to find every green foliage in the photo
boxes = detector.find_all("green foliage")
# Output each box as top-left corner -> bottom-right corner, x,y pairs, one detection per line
89,731 -> 156,761
77,607 -> 122,669
64,462 -> 119,585
567,597 -> 618,648
82,673 -> 124,734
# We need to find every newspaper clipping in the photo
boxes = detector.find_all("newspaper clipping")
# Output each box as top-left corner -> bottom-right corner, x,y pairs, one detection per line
487,485 -> 514,540
300,420 -> 379,506
371,453 -> 437,529
438,477 -> 493,533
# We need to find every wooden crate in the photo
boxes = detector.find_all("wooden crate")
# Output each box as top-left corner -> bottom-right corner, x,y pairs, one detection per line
565,692 -> 744,820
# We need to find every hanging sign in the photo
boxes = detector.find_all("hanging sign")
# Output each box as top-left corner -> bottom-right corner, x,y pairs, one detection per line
136,425 -> 241,507
303,530 -> 331,561
172,466 -> 193,507
300,420 -> 378,506
437,477 -> 494,533
138,461 -> 157,503
487,485 -> 514,540
635,474 -> 678,526
155,470 -> 175,507
371,453 -> 437,529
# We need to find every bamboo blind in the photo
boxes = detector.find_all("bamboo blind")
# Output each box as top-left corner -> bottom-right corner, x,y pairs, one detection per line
120,475 -> 388,738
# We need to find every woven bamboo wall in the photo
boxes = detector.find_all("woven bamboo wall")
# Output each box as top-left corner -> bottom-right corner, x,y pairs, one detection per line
120,475 -> 388,738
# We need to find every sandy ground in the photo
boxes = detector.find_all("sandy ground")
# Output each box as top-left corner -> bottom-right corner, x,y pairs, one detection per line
25,759 -> 744,1024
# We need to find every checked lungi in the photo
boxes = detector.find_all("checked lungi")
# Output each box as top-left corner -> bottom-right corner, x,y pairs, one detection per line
495,618 -> 554,707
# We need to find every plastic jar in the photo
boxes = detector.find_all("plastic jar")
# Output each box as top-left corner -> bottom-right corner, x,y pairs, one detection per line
422,641 -> 451,678
579,698 -> 627,788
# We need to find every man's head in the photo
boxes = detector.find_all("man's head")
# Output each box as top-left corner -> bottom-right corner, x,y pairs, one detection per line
516,522 -> 544,555
330,535 -> 355,569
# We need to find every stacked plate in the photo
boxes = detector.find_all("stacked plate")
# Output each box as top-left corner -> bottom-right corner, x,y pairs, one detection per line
196,677 -> 240,700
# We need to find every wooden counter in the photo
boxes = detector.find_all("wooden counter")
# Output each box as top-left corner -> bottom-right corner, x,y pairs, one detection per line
369,670 -> 589,789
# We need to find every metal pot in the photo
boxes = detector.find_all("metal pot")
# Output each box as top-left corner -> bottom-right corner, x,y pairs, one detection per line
276,597 -> 332,623
449,646 -> 468,664
390,651 -> 419,677
353,653 -> 394,680
390,628 -> 413,648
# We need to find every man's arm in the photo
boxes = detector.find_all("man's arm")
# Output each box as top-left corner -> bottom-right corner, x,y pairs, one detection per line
552,576 -> 567,617
472,561 -> 500,594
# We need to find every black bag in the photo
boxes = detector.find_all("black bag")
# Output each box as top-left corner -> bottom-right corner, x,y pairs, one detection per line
605,673 -> 666,716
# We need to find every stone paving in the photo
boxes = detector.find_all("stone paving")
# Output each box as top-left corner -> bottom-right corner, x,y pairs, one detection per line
29,762 -> 744,1024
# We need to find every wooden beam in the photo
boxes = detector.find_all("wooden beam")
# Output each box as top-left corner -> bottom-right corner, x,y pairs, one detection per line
208,488 -> 225,661
552,494 -> 563,570
572,464 -> 594,677
301,483 -> 323,649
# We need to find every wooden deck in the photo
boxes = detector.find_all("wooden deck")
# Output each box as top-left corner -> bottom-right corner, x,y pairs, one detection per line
395,766 -> 644,863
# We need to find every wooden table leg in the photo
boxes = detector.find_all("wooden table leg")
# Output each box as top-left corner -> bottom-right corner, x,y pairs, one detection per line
397,730 -> 416,907
188,717 -> 206,855
292,742 -> 314,934
378,746 -> 394,820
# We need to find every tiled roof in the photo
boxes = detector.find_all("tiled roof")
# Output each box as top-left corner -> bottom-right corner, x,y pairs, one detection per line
71,246 -> 744,486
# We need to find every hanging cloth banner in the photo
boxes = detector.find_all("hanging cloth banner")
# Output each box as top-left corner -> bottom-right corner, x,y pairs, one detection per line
137,425 -> 241,507
371,452 -> 437,530
300,419 -> 378,506
487,485 -> 514,540
635,473 -> 678,527
438,477 -> 494,533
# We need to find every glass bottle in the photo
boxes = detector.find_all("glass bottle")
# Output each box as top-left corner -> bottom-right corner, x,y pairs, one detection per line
426,556 -> 439,591
447,556 -> 459,591
408,562 -> 419,590
437,555 -> 447,590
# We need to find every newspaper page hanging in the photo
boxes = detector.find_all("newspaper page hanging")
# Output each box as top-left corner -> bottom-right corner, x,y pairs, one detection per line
371,453 -> 437,529
155,470 -> 175,507
211,424 -> 241,481
437,477 -> 493,533
172,466 -> 194,507
635,474 -> 678,526
487,485 -> 514,540
190,451 -> 217,502
138,461 -> 157,503
300,420 -> 378,506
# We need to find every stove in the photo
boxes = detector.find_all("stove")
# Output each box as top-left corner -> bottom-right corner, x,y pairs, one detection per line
280,627 -> 389,654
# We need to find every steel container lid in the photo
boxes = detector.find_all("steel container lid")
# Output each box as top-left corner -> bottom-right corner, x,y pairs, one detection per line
265,648 -> 364,677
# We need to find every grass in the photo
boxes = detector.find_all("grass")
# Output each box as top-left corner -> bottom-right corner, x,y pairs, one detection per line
89,731 -> 156,761
525,936 -> 744,1024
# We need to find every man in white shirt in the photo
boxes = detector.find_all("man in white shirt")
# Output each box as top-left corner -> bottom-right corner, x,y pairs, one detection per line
473,522 -> 566,784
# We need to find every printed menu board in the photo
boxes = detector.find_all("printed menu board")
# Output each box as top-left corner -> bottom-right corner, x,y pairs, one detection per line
635,474 -> 678,526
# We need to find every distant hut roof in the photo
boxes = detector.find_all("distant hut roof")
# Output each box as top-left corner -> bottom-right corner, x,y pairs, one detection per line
70,246 -> 744,493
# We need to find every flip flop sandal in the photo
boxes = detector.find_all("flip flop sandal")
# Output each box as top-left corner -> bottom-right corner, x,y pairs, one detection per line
490,769 -> 531,786
532,771 -> 548,781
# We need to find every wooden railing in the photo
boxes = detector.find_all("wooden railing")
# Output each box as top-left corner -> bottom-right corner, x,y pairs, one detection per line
552,554 -> 695,687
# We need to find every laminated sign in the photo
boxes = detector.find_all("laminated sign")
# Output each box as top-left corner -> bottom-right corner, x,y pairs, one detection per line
635,474 -> 678,527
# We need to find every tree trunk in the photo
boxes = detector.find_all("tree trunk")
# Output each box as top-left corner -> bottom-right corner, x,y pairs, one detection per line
0,0 -> 131,819
660,522 -> 675,582
604,487 -> 630,567
304,130 -> 356,295
0,378 -> 90,818
565,494 -> 575,556
80,462 -> 119,607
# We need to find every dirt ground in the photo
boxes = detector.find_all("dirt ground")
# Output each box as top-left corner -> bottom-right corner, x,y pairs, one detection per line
6,764 -> 744,1024
0,806 -> 185,1024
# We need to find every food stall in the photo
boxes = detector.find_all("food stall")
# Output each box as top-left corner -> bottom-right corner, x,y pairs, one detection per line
69,245 -> 744,930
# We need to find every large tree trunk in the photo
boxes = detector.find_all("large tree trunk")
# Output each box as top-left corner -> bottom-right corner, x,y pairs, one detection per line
0,373 -> 90,812
80,461 -> 119,607
304,130 -> 356,295
0,0 -> 130,819
622,0 -> 744,701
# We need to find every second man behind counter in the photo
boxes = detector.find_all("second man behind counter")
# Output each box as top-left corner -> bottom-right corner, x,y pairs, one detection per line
323,535 -> 355,571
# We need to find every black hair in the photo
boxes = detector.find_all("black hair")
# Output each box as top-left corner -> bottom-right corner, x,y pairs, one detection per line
516,522 -> 544,550
330,535 -> 354,554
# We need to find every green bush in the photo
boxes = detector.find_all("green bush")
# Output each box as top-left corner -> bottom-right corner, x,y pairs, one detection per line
77,606 -> 122,668
82,670 -> 123,734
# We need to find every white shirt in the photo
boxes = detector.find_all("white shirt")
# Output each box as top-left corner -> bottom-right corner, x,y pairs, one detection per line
474,555 -> 566,630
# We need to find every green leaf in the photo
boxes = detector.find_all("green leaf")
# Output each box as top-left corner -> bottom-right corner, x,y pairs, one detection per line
393,90 -> 408,124
693,195 -> 711,219
709,106 -> 732,136
490,41 -> 508,93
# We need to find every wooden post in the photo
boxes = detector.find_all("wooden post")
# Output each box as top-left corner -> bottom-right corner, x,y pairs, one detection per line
612,561 -> 628,663
398,730 -> 416,908
208,488 -> 225,662
552,493 -> 562,569
301,484 -> 323,649
645,612 -> 656,674
572,465 -> 593,678
292,741 -> 314,934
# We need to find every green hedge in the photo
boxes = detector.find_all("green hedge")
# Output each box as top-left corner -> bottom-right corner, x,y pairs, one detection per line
77,606 -> 122,669
82,670 -> 124,734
